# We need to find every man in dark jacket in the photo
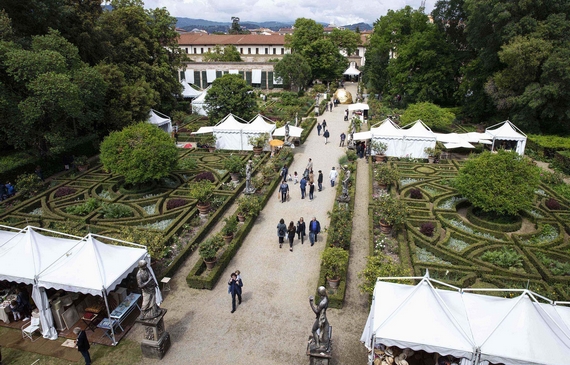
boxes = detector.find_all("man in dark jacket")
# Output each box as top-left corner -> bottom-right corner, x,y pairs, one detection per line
317,170 -> 324,191
309,217 -> 321,246
74,327 -> 91,365
228,273 -> 243,313
299,176 -> 307,199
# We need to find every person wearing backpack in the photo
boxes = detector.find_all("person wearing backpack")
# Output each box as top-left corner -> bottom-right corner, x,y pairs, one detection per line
277,219 -> 287,248
278,180 -> 289,203
323,129 -> 330,144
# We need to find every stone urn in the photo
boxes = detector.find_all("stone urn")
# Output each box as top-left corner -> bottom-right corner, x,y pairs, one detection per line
197,202 -> 210,216
327,277 -> 340,289
230,173 -> 240,182
379,220 -> 393,235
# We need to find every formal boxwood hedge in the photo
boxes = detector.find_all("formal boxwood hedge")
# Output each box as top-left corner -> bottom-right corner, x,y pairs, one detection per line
369,158 -> 570,301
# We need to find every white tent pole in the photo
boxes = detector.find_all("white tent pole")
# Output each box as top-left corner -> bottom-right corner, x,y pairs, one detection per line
102,288 -> 117,345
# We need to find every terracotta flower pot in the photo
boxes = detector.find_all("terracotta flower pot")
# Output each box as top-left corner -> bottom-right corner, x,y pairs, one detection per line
197,202 -> 211,216
237,213 -> 246,222
327,277 -> 341,289
379,221 -> 393,235
230,173 -> 240,182
204,258 -> 217,270
223,234 -> 234,244
252,147 -> 263,156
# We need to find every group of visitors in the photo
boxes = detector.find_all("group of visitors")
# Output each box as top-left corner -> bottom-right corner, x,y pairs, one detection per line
279,159 -> 326,202
276,217 -> 321,252
0,182 -> 15,201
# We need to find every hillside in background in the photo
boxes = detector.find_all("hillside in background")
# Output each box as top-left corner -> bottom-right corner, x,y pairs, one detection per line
176,18 -> 372,33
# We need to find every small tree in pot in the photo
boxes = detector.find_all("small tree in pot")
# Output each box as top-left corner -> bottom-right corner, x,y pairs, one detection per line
221,216 -> 239,243
189,180 -> 215,215
199,235 -> 223,269
321,247 -> 349,289
248,133 -> 270,155
236,195 -> 262,221
376,195 -> 408,234
223,155 -> 246,182
370,140 -> 388,162
374,164 -> 400,189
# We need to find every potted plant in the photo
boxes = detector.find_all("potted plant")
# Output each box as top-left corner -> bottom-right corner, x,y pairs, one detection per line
261,163 -> 276,184
321,247 -> 349,289
376,195 -> 408,234
370,140 -> 388,162
424,145 -> 441,163
223,155 -> 246,182
221,216 -> 238,243
374,164 -> 400,190
236,195 -> 262,222
189,180 -> 215,215
248,133 -> 270,155
199,235 -> 223,269
74,155 -> 89,171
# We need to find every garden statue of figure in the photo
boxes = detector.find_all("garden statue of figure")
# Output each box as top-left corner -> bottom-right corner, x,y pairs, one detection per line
309,286 -> 330,351
244,160 -> 255,194
285,122 -> 290,140
341,166 -> 350,198
137,260 -> 162,320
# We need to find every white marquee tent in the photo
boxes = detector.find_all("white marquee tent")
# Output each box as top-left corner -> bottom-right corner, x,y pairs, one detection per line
0,225 -> 158,345
368,119 -> 405,157
343,62 -> 361,76
485,120 -> 527,156
179,81 -> 201,99
147,109 -> 172,134
191,86 -> 210,116
400,120 -> 437,158
273,125 -> 304,138
361,273 -> 570,365
348,103 -> 370,111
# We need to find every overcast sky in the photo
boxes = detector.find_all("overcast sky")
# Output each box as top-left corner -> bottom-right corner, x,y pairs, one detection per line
142,0 -> 437,26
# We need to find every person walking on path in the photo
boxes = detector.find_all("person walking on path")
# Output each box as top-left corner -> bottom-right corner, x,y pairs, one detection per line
309,217 -> 321,246
329,167 -> 338,187
322,120 -> 327,131
300,175 -> 307,199
287,221 -> 296,252
280,164 -> 288,182
344,109 -> 349,121
228,273 -> 243,313
340,132 -> 346,147
309,181 -> 315,201
317,170 -> 324,191
323,129 -> 330,144
74,327 -> 91,365
297,217 -> 306,244
277,218 -> 287,248
309,169 -> 315,185
306,158 -> 313,173
278,180 -> 289,203
317,122 -> 322,136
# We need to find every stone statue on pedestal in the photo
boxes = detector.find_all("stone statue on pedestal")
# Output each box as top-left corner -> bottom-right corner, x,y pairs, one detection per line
137,260 -> 162,320
309,286 -> 330,351
244,160 -> 256,194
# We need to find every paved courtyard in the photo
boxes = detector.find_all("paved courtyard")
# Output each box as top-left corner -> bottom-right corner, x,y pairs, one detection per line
128,82 -> 370,364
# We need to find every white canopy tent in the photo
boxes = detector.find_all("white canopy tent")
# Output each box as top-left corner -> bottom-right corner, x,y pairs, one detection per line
273,125 -> 304,138
434,133 -> 476,149
243,115 -> 276,151
485,120 -> 527,156
179,81 -> 201,99
0,225 -> 157,345
369,119 -> 405,157
348,103 -> 370,111
213,114 -> 249,150
400,120 -> 437,158
361,273 -> 570,365
191,86 -> 210,116
147,109 -> 172,134
343,62 -> 362,76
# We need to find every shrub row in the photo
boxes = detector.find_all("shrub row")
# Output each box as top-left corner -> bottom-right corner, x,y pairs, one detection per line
465,206 -> 523,232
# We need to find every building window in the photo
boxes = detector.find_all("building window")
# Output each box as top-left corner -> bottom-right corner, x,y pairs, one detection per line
265,48 -> 268,54
281,48 -> 284,54
240,48 -> 243,54
256,48 -> 259,54
248,48 -> 251,54
273,48 -> 276,54
194,48 -> 197,54
201,48 -> 204,54
185,48 -> 188,54
356,49 -> 359,56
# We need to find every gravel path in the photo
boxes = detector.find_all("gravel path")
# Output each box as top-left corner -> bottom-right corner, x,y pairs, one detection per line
129,82 -> 370,364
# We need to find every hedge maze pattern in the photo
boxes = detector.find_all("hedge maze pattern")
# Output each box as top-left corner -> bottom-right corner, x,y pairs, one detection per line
371,160 -> 570,300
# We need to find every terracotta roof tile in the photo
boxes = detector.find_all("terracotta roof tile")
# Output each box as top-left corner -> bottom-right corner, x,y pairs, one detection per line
178,33 -> 286,46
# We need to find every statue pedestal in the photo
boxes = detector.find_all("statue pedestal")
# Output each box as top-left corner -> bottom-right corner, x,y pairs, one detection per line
136,309 -> 170,360
306,326 -> 332,365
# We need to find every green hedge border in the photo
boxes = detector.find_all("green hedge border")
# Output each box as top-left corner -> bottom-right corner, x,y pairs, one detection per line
465,206 -> 523,232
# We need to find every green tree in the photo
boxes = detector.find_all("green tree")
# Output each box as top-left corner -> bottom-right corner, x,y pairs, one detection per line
204,74 -> 256,123
0,29 -> 106,155
203,45 -> 242,62
327,28 -> 361,56
400,102 -> 456,132
273,53 -> 312,92
285,18 -> 323,53
303,38 -> 347,83
454,150 -> 540,216
100,122 -> 178,185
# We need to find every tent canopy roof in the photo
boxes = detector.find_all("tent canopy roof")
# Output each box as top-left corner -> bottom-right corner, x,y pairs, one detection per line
370,119 -> 403,137
401,120 -> 436,139
214,113 -> 248,131
348,103 -> 369,111
148,109 -> 171,127
343,64 -> 361,76
244,114 -> 276,133
485,120 -> 527,140
180,81 -> 201,98
362,274 -> 570,365
273,125 -> 303,138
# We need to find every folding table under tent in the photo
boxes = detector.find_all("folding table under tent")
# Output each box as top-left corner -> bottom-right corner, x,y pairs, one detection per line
361,273 -> 570,365
485,120 -> 527,156
147,109 -> 173,134
0,225 -> 158,345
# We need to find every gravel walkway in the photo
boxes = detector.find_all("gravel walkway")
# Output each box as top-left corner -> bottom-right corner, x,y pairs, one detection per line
130,82 -> 370,364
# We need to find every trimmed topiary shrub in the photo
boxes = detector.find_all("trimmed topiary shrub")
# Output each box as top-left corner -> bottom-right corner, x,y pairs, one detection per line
545,198 -> 561,210
420,222 -> 435,237
54,186 -> 77,198
195,171 -> 216,182
167,198 -> 189,210
101,203 -> 133,219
